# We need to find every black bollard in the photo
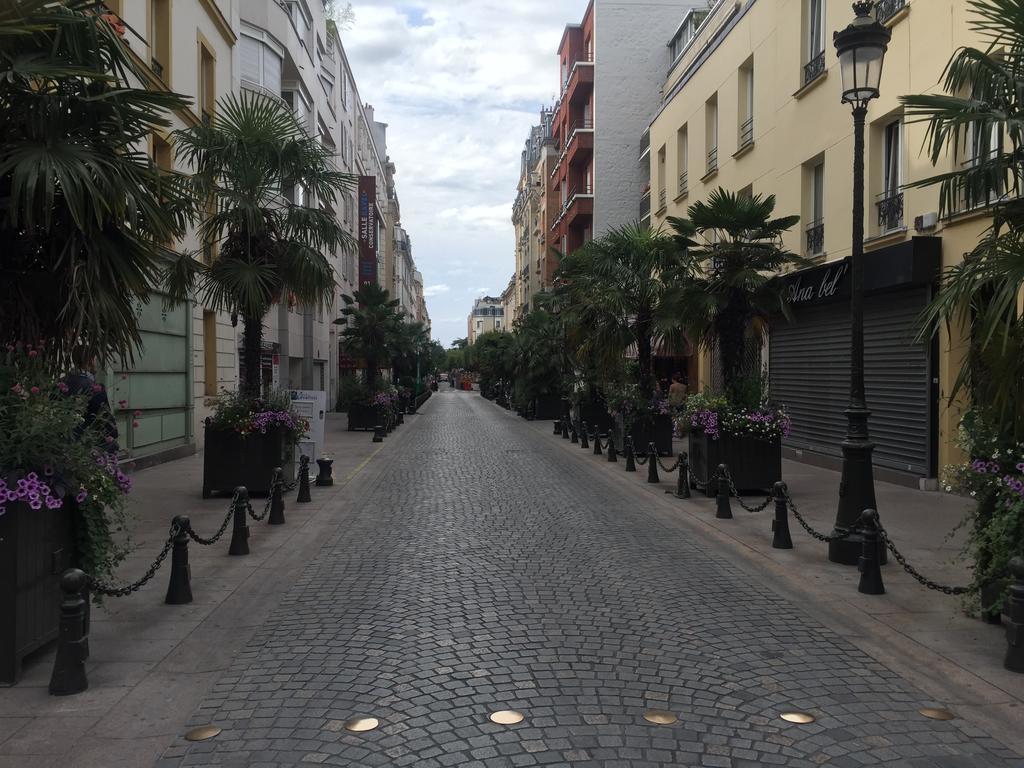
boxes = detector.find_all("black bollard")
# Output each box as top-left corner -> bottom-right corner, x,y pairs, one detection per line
579,422 -> 589,449
672,452 -> 691,499
570,421 -> 579,443
607,436 -> 618,463
315,457 -> 334,487
372,423 -> 385,443
296,455 -> 312,503
398,409 -> 405,425
165,515 -> 193,605
771,481 -> 793,549
593,430 -> 603,456
646,443 -> 660,483
268,467 -> 286,525
857,509 -> 885,595
228,486 -> 250,556
624,437 -> 636,472
1004,556 -> 1024,672
561,417 -> 570,440
715,464 -> 733,519
48,569 -> 89,696
554,420 -> 562,436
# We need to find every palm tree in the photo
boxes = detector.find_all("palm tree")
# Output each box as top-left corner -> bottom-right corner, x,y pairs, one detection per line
667,188 -> 803,398
165,91 -> 354,398
554,223 -> 688,398
336,283 -> 402,392
900,0 -> 1024,439
514,306 -> 568,403
391,320 -> 430,389
0,0 -> 191,365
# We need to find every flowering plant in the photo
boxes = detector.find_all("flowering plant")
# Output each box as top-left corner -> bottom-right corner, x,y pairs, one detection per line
0,345 -> 133,581
677,392 -> 792,442
605,382 -> 670,420
207,389 -> 309,444
942,409 -> 1024,608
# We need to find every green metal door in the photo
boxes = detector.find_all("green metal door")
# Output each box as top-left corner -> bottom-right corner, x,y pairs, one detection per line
110,296 -> 192,460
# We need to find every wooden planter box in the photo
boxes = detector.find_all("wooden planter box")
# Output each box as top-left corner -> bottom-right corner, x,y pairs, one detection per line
533,394 -> 564,420
688,429 -> 782,497
0,501 -> 77,685
203,425 -> 286,498
347,403 -> 378,431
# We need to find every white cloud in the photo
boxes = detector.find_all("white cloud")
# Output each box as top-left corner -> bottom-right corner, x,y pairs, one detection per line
343,1 -> 589,345
422,283 -> 450,297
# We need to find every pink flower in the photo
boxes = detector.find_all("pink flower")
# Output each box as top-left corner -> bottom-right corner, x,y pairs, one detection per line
105,435 -> 114,444
57,381 -> 69,393
118,400 -> 127,407
29,386 -> 39,395
134,409 -> 142,417
27,349 -> 37,358
11,383 -> 22,393
132,420 -> 140,428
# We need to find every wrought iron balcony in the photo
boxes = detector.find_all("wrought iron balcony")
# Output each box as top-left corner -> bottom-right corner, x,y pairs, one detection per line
658,188 -> 667,212
875,0 -> 906,24
706,146 -> 718,176
876,191 -> 904,232
640,191 -> 651,220
151,57 -> 164,78
805,219 -> 824,256
678,170 -> 688,198
738,117 -> 754,150
803,50 -> 825,86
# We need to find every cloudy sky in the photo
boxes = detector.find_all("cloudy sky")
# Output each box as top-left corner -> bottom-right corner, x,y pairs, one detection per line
341,1 -> 589,346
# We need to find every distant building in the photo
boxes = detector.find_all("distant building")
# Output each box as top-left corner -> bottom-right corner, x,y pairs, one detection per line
467,296 -> 505,345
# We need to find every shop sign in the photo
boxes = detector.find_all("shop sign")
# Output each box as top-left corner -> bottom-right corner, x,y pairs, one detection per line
358,175 -> 377,287
785,261 -> 850,305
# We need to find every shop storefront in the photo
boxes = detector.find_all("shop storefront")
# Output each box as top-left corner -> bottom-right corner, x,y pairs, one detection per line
769,237 -> 941,483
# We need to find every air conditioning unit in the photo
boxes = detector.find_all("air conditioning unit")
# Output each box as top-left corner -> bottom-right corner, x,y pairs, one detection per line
914,211 -> 938,232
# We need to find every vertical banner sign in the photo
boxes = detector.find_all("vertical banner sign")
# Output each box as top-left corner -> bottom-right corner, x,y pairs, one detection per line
358,175 -> 377,287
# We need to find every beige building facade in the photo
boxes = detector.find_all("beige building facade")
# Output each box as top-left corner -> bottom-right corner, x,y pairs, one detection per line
467,296 -> 507,345
648,0 -> 989,484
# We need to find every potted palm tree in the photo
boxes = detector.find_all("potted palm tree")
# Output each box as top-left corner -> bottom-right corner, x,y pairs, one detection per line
0,0 -> 186,682
668,188 -> 804,493
336,284 -> 402,430
513,305 -> 569,420
556,224 -> 688,454
165,91 -> 353,492
902,0 -> 1024,616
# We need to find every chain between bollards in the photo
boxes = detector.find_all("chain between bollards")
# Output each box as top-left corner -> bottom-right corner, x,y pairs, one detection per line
719,466 -> 773,513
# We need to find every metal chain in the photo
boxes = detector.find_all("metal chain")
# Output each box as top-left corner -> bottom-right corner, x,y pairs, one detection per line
722,469 -> 772,513
248,473 -> 278,522
687,464 -> 709,488
656,455 -> 681,474
186,493 -> 238,546
783,489 -> 853,543
88,519 -> 181,597
880,525 -> 970,595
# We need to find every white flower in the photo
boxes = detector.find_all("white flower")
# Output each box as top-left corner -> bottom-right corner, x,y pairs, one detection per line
970,491 -> 977,497
945,486 -> 952,492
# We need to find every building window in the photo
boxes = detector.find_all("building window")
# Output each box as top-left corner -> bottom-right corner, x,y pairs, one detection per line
150,0 -> 170,81
804,0 -> 825,85
705,94 -> 718,177
676,124 -> 688,198
878,120 -> 903,232
806,160 -> 825,256
203,311 -> 218,396
240,35 -> 282,93
199,43 -> 215,122
738,57 -> 754,150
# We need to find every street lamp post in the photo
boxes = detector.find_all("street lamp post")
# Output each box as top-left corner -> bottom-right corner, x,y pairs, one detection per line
829,0 -> 891,565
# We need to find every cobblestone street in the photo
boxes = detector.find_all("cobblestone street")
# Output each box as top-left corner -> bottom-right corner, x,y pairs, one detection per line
159,392 -> 1022,767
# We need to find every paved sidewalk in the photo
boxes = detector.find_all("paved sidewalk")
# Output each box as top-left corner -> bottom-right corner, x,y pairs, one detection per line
155,391 -> 1020,767
0,413 -> 390,768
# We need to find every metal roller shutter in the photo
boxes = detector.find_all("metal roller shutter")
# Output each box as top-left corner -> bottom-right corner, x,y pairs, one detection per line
769,287 -> 931,477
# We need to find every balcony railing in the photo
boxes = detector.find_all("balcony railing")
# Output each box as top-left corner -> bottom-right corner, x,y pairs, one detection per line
706,146 -> 718,176
550,184 -> 595,230
803,50 -> 825,86
151,57 -> 164,78
876,191 -> 904,232
805,219 -> 824,256
657,188 -> 667,212
639,130 -> 651,160
678,170 -> 688,198
560,51 -> 595,92
875,0 -> 906,24
640,191 -> 651,220
738,116 -> 754,150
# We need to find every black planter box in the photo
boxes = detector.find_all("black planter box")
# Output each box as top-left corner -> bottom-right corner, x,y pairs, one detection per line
577,400 -> 614,435
203,425 -> 286,498
628,414 -> 674,457
533,394 -> 564,420
347,403 -> 379,431
688,429 -> 782,496
414,390 -> 431,409
1,501 -> 77,684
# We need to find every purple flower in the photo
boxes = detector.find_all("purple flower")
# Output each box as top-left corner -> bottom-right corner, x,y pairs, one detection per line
75,490 -> 87,503
28,499 -> 42,510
